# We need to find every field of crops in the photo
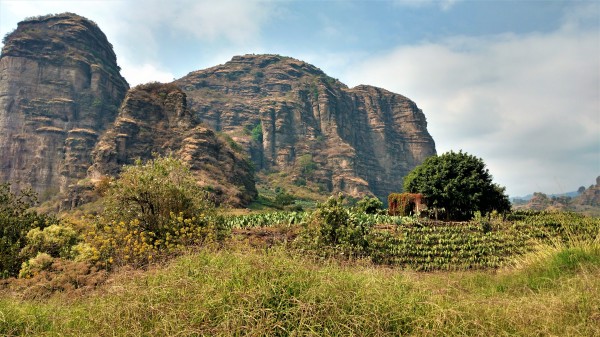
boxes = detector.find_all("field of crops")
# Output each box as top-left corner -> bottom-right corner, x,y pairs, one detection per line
215,210 -> 599,271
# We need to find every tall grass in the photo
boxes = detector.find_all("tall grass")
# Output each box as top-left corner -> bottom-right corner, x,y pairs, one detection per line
1,240 -> 599,336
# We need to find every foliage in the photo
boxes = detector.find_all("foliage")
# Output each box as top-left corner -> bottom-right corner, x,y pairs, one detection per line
387,193 -> 424,216
12,258 -> 108,300
18,252 -> 54,279
78,156 -> 222,269
296,153 -> 317,176
0,184 -> 57,278
403,150 -> 510,220
274,189 -> 296,207
217,211 -> 307,229
20,224 -> 79,260
102,155 -> 213,235
251,122 -> 263,142
299,194 -> 372,257
355,195 -> 384,214
83,214 -> 223,268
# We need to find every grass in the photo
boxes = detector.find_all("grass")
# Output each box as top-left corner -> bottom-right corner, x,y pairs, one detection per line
1,240 -> 599,336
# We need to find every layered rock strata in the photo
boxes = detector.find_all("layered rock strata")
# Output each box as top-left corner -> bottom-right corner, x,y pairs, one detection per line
90,83 -> 257,206
0,13 -> 128,199
175,54 -> 436,199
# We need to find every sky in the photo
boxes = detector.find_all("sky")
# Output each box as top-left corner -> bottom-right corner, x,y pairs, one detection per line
1,0 -> 598,198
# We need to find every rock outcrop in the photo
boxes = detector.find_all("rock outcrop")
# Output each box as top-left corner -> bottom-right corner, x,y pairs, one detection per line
175,54 -> 436,199
90,83 -> 257,206
1,13 -> 437,206
0,13 -> 128,199
573,176 -> 600,207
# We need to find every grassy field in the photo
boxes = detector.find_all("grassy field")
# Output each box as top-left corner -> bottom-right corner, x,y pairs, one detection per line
1,239 -> 599,336
1,210 -> 599,336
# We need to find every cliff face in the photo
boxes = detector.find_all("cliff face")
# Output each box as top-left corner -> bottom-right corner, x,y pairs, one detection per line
0,13 -> 129,199
90,83 -> 257,206
175,54 -> 436,199
1,13 -> 436,206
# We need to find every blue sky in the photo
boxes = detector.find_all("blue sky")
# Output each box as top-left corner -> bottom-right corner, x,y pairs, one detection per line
1,0 -> 598,197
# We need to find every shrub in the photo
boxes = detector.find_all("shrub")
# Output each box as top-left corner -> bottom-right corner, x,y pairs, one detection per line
251,122 -> 263,142
12,258 -> 108,299
20,224 -> 79,259
355,196 -> 383,214
102,155 -> 213,235
84,213 -> 224,269
18,252 -> 54,279
296,154 -> 317,176
0,183 -> 57,278
298,194 -> 372,257
84,156 -> 221,269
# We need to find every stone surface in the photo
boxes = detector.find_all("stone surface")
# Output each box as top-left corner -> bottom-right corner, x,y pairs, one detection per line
0,13 -> 128,200
175,54 -> 436,200
90,83 -> 257,206
573,176 -> 600,207
1,14 -> 438,207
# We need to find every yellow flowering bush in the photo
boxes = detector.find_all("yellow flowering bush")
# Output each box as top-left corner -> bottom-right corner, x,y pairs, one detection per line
18,252 -> 54,279
21,224 -> 79,259
83,213 -> 225,269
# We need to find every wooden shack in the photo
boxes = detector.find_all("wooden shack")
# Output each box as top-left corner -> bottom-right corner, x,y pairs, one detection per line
388,193 -> 426,216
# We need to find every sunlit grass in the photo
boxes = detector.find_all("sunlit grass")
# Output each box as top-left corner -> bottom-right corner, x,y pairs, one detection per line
1,239 -> 599,336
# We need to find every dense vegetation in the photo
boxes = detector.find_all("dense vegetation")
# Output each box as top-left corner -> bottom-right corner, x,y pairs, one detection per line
0,184 -> 57,278
0,156 -> 598,336
404,151 -> 511,220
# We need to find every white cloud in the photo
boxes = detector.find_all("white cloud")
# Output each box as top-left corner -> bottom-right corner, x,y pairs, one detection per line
122,0 -> 274,44
120,62 -> 175,87
344,10 -> 600,197
394,0 -> 461,11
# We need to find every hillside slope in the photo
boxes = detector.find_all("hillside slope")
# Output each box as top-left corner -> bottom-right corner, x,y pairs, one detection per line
90,83 -> 257,206
175,54 -> 436,200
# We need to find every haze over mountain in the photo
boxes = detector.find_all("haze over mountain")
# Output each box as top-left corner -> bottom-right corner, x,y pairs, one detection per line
0,13 -> 435,207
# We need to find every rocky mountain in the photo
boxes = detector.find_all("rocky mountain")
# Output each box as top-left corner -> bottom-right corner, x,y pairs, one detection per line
175,54 -> 436,200
1,13 -> 437,207
0,13 -> 128,200
90,82 -> 257,206
513,176 -> 600,216
573,176 -> 600,207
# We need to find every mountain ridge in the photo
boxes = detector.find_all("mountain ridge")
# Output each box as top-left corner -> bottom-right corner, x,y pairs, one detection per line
174,53 -> 436,200
0,13 -> 437,207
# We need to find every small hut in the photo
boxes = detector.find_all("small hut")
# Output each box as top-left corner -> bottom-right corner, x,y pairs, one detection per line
388,193 -> 426,216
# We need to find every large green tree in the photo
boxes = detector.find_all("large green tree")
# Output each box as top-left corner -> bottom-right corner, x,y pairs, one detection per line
403,151 -> 510,220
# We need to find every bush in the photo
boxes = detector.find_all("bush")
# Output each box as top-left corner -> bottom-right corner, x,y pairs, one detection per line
102,155 -> 213,235
355,196 -> 383,214
84,214 -> 223,269
18,252 -> 54,279
20,224 -> 79,259
298,194 -> 372,257
12,257 -> 108,299
83,156 -> 222,269
0,183 -> 57,278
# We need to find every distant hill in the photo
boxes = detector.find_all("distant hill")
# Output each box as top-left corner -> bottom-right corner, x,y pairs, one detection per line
512,191 -> 581,202
512,176 -> 600,216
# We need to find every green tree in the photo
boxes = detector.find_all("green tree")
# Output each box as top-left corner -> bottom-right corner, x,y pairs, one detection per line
102,155 -> 213,234
355,196 -> 383,214
403,151 -> 510,220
